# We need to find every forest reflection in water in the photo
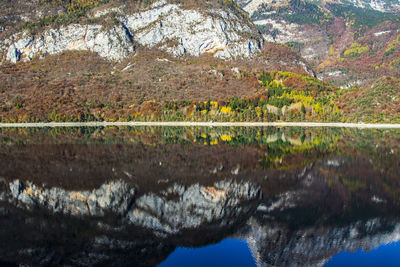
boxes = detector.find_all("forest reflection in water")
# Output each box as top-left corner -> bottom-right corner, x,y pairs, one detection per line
0,126 -> 399,266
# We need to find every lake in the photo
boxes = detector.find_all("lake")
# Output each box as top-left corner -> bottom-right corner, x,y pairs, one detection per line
0,126 -> 399,266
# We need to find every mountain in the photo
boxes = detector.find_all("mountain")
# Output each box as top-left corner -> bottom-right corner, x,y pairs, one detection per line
0,0 -> 318,123
235,0 -> 400,87
0,0 -> 399,123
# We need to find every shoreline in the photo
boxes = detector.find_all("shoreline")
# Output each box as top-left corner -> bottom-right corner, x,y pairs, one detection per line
1,121 -> 400,128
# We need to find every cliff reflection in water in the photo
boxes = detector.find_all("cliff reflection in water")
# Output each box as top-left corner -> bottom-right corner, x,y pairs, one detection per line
0,126 -> 399,266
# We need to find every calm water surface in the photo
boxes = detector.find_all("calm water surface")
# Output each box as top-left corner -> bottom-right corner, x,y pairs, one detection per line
0,126 -> 399,266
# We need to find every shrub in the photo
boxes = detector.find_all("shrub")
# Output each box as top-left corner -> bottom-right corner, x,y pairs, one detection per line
385,34 -> 400,56
343,42 -> 369,58
267,97 -> 292,108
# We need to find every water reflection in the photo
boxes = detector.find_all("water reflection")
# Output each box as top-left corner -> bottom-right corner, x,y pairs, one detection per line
326,241 -> 400,267
0,127 -> 399,266
159,239 -> 256,267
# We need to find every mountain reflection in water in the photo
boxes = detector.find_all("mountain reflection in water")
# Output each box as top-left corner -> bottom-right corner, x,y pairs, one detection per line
0,126 -> 399,266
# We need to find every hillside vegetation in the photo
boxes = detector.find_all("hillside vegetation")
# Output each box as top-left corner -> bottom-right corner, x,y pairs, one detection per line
338,76 -> 400,123
0,50 -> 343,123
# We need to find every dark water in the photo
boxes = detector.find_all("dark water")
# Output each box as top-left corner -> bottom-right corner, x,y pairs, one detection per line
0,126 -> 400,266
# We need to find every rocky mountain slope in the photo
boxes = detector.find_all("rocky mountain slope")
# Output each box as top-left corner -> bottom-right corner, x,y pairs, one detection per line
0,0 -> 263,63
235,0 -> 400,87
325,0 -> 400,13
237,0 -> 400,14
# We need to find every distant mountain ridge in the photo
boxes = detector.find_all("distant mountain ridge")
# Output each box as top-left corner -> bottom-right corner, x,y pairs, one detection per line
321,0 -> 400,13
236,0 -> 400,14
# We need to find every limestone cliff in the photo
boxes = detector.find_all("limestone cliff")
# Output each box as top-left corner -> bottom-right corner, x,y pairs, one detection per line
0,0 -> 263,63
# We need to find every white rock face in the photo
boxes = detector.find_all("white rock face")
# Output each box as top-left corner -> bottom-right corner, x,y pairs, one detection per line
1,1 -> 263,63
374,30 -> 392,36
237,0 -> 290,15
120,3 -> 262,59
4,24 -> 135,63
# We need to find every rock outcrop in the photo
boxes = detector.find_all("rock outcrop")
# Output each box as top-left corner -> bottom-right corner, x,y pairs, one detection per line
1,0 -> 263,63
119,2 -> 262,59
4,24 -> 135,63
